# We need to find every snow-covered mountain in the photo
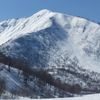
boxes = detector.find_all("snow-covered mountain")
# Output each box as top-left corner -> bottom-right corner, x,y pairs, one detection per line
0,9 -> 100,72
0,9 -> 100,98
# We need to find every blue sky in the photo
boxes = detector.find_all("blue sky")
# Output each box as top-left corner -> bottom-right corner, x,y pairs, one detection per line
0,0 -> 100,22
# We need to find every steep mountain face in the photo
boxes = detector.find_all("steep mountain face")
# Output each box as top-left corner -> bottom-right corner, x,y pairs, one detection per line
0,9 -> 100,98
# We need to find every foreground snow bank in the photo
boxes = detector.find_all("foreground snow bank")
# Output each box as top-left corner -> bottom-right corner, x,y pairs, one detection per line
1,93 -> 100,100
19,94 -> 100,100
59,94 -> 100,100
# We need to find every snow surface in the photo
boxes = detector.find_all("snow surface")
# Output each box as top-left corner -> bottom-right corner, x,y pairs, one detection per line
18,94 -> 100,100
1,92 -> 100,100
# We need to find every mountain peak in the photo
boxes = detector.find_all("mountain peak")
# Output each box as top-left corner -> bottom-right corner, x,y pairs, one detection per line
32,9 -> 53,17
38,9 -> 52,13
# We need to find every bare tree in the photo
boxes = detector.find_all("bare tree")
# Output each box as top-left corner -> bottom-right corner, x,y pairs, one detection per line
0,78 -> 6,96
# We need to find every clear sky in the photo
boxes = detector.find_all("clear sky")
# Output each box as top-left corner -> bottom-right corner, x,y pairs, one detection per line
0,0 -> 100,22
